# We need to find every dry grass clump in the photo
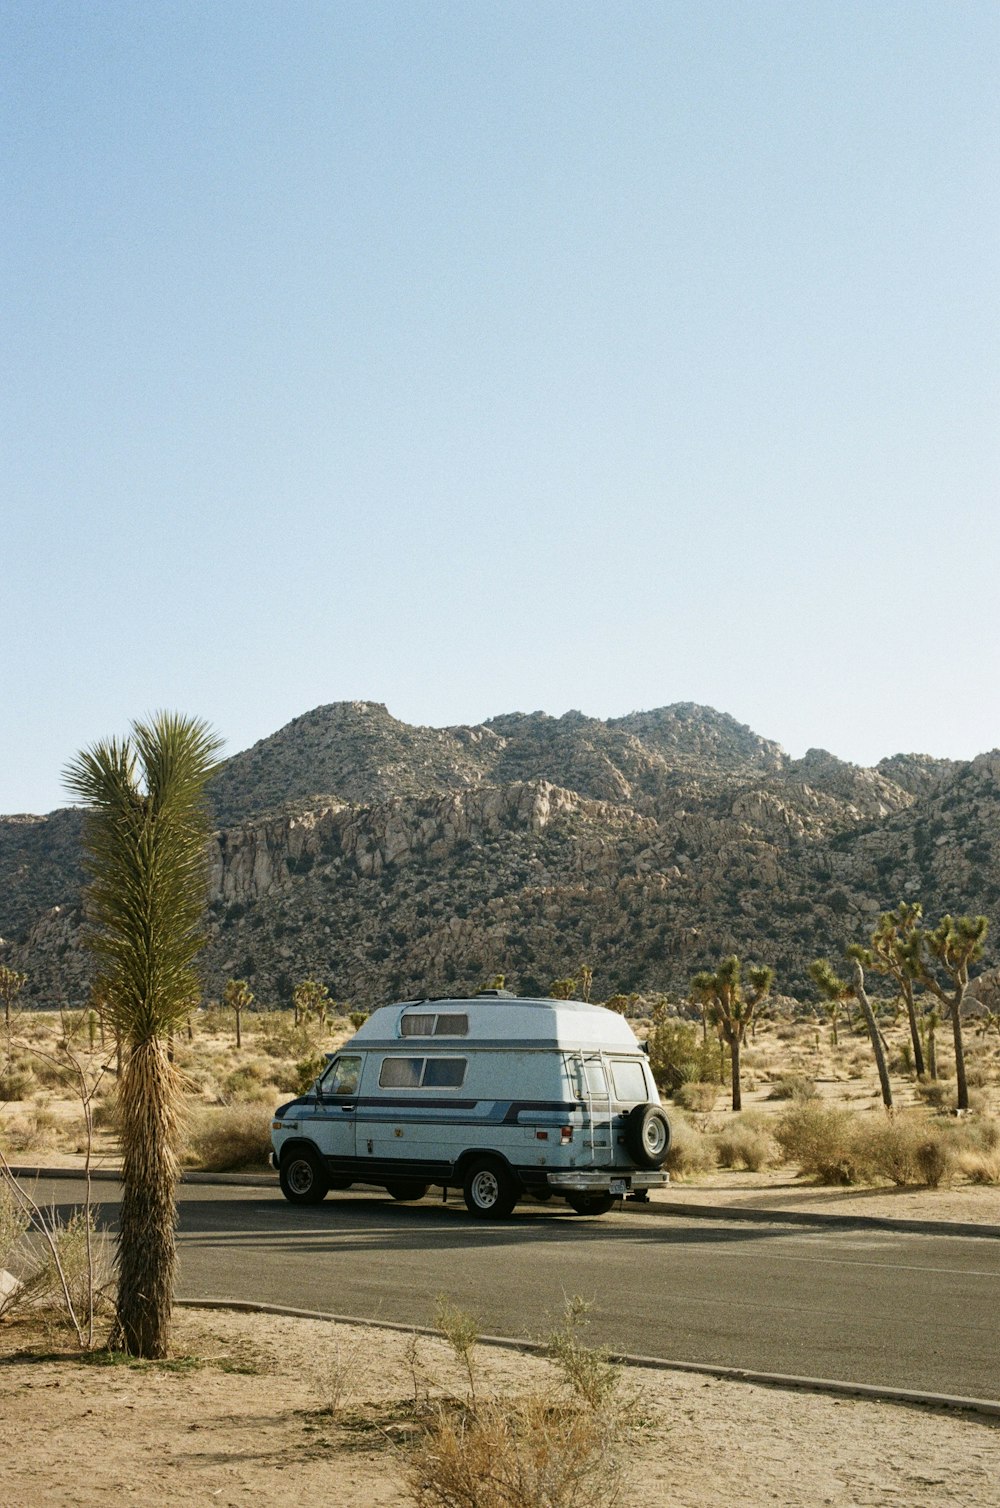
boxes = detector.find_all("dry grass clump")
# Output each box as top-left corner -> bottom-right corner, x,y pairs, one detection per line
409,1296 -> 628,1508
0,1059 -> 36,1102
0,1098 -> 59,1154
183,1104 -> 273,1171
767,1072 -> 818,1102
663,1112 -> 716,1177
712,1114 -> 781,1172
674,1081 -> 719,1113
222,1061 -> 274,1103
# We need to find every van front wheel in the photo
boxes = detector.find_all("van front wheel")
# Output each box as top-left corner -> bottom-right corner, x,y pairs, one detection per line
463,1158 -> 518,1219
279,1148 -> 329,1205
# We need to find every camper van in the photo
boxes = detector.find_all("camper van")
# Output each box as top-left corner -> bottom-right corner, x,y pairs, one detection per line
270,991 -> 670,1218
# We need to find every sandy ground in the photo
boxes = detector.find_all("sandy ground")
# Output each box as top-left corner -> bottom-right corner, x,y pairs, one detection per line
0,1307 -> 997,1507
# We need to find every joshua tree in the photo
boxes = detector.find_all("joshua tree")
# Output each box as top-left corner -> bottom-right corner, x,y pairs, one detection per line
292,977 -> 331,1028
0,966 -> 27,1029
810,954 -> 893,1110
690,957 -> 774,1112
904,914 -> 988,1112
223,978 -> 254,1050
64,711 -> 221,1358
869,903 -> 925,1077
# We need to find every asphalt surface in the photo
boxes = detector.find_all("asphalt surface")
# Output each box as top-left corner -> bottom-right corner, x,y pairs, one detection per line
30,1177 -> 1000,1402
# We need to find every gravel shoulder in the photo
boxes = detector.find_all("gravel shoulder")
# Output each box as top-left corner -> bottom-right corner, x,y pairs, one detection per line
1,1307 -> 998,1508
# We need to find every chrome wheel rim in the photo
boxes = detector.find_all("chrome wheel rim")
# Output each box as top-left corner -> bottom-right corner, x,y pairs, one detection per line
471,1170 -> 499,1208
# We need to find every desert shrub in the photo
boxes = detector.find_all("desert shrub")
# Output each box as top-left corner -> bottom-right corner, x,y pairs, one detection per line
0,1061 -> 36,1101
774,1102 -> 858,1184
674,1081 -> 719,1113
222,1062 -> 273,1102
29,1055 -> 74,1090
256,1012 -> 322,1059
647,1020 -> 721,1094
90,1099 -> 118,1131
915,1136 -> 953,1188
0,1182 -> 30,1275
410,1394 -> 622,1508
663,1113 -> 716,1177
848,1117 -> 928,1186
184,1104 -> 272,1171
767,1072 -> 818,1102
965,1063 -> 990,1089
295,1053 -> 326,1094
956,1149 -> 1000,1185
914,1078 -> 953,1109
2,1101 -> 58,1154
712,1119 -> 781,1172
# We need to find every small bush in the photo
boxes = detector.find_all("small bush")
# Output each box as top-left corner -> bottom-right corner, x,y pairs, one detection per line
915,1137 -> 953,1188
774,1102 -> 858,1184
767,1073 -> 818,1102
664,1114 -> 716,1177
184,1104 -> 272,1171
674,1081 -> 719,1113
956,1149 -> 1000,1185
647,1020 -> 721,1094
0,1062 -> 36,1101
295,1053 -> 326,1094
914,1078 -> 952,1109
712,1121 -> 781,1172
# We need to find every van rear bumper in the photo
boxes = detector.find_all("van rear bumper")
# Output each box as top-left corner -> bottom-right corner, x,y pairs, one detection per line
546,1170 -> 668,1194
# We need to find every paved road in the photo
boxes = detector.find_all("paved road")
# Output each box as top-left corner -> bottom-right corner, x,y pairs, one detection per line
38,1178 -> 1000,1400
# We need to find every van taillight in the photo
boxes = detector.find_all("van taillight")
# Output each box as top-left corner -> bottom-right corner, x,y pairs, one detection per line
560,1127 -> 573,1144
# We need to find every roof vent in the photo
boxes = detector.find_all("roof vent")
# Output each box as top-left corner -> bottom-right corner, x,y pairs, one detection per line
475,988 -> 517,999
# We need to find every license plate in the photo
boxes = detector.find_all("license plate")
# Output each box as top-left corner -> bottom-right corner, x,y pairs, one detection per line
609,1179 -> 627,1195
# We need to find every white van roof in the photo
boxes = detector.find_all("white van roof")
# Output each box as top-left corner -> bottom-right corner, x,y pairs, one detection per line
348,996 -> 641,1053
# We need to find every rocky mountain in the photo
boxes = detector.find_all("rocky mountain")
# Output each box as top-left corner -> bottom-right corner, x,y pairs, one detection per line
2,702 -> 998,1011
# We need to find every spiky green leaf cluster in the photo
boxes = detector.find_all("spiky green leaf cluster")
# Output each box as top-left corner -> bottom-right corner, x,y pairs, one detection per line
64,712 -> 222,1046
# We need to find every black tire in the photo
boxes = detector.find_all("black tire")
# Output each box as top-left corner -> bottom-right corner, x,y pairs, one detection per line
463,1157 -> 519,1219
386,1181 -> 429,1202
625,1103 -> 671,1169
566,1193 -> 617,1216
279,1147 -> 330,1205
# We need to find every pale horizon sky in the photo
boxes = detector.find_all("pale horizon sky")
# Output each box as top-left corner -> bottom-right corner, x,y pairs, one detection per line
3,1 -> 998,815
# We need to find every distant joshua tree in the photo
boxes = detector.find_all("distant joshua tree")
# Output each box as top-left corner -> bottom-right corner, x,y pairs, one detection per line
292,977 -> 331,1028
223,978 -> 254,1050
0,965 -> 27,1029
810,955 -> 893,1110
905,914 -> 989,1112
690,956 -> 774,1112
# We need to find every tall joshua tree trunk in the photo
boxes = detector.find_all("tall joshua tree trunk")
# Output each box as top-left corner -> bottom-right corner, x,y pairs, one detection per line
112,1038 -> 182,1357
850,958 -> 893,1111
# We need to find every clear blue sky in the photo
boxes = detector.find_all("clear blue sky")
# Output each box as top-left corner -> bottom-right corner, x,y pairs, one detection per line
3,1 -> 998,814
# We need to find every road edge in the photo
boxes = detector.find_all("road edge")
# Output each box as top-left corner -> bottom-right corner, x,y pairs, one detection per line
176,1296 -> 1000,1420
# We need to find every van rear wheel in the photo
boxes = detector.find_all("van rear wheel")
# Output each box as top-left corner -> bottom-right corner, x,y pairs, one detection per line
463,1158 -> 518,1219
279,1148 -> 329,1205
566,1193 -> 616,1216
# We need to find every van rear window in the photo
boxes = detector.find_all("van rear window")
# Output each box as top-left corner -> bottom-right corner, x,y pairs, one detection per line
610,1059 -> 648,1104
379,1056 -> 467,1090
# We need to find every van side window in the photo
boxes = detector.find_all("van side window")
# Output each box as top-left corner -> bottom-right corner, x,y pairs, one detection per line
323,1056 -> 362,1096
379,1056 -> 468,1090
401,1014 -> 435,1037
610,1059 -> 648,1104
380,1057 -> 423,1088
401,1012 -> 469,1037
422,1058 -> 466,1088
433,1013 -> 468,1036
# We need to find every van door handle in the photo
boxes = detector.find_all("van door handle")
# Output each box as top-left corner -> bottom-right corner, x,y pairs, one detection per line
339,1103 -> 355,1111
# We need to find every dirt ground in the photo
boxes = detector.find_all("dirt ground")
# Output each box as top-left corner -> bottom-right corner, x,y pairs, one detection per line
0,1307 -> 997,1508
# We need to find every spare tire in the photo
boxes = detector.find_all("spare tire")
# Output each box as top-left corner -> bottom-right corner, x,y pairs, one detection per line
625,1104 -> 671,1169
